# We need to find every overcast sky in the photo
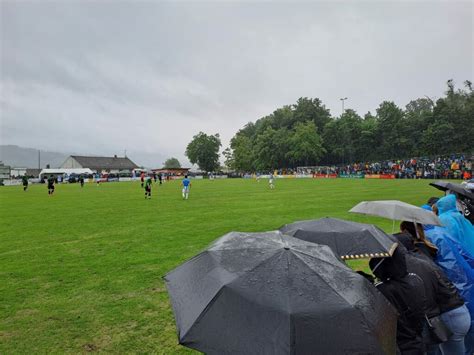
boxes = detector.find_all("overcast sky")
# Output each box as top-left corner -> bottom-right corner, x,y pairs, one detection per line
1,0 -> 472,167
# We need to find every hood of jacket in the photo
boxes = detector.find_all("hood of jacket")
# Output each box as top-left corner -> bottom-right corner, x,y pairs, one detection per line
437,194 -> 457,215
370,247 -> 407,281
392,232 -> 417,252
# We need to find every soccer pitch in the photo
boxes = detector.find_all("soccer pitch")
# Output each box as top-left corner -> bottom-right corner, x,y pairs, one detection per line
0,178 -> 439,353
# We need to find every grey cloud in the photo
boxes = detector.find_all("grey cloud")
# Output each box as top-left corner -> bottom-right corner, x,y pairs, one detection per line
1,1 -> 472,166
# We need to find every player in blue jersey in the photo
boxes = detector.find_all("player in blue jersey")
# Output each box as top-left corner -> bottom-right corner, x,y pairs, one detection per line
182,175 -> 191,200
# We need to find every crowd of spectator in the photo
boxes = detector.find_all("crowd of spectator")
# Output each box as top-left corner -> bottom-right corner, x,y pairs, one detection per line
319,154 -> 473,179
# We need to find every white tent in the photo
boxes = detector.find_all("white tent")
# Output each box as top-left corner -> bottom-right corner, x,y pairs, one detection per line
39,168 -> 94,178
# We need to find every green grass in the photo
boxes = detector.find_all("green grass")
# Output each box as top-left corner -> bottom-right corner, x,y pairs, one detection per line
0,178 -> 441,353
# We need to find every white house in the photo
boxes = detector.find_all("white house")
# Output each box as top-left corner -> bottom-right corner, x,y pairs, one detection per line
61,155 -> 139,173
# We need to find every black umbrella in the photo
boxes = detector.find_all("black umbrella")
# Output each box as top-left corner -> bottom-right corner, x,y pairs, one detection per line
430,181 -> 474,200
164,231 -> 397,354
280,217 -> 398,260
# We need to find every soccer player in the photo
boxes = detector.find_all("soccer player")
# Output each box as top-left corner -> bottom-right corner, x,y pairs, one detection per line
182,175 -> 191,200
47,175 -> 55,195
22,175 -> 28,191
158,173 -> 163,185
144,176 -> 152,199
269,173 -> 275,189
140,172 -> 145,188
79,175 -> 85,188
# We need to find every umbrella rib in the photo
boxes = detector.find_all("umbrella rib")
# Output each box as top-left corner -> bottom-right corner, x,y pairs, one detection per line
179,285 -> 227,343
290,248 -> 350,271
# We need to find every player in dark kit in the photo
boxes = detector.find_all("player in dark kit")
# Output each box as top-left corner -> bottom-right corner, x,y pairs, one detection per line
158,173 -> 162,185
140,172 -> 145,188
47,175 -> 55,195
22,175 -> 29,191
79,175 -> 85,188
144,176 -> 152,199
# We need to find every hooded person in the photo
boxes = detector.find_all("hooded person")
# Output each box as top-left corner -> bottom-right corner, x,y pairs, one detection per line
370,248 -> 427,354
396,223 -> 438,263
392,233 -> 470,354
436,195 -> 474,256
422,204 -> 474,355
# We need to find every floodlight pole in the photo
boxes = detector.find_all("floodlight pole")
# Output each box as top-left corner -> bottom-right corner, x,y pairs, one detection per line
340,97 -> 348,115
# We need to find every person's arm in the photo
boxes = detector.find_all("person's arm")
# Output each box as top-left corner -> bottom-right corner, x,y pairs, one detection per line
433,237 -> 474,293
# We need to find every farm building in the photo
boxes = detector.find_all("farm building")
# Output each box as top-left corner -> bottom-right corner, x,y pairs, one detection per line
61,155 -> 139,173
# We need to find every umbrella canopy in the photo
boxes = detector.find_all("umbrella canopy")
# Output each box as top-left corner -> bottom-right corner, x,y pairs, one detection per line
280,217 -> 397,260
164,231 -> 397,355
349,200 -> 443,226
430,181 -> 474,200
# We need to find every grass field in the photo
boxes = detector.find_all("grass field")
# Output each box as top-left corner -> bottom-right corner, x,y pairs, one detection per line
0,178 -> 441,353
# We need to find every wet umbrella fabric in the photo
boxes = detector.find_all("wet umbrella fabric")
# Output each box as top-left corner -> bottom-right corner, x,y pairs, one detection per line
349,200 -> 443,226
164,231 -> 397,355
280,217 -> 397,260
430,181 -> 474,200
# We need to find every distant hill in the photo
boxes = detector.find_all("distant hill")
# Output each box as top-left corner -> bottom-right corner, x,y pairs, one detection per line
0,145 -> 68,168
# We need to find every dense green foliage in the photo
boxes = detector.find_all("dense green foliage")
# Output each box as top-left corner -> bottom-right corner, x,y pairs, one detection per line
0,179 -> 439,353
185,132 -> 221,172
227,80 -> 474,171
163,157 -> 181,169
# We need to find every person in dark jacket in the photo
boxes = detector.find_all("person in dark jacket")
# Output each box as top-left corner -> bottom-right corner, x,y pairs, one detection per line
370,248 -> 427,354
47,175 -> 55,195
22,175 -> 28,191
393,232 -> 471,354
400,221 -> 438,260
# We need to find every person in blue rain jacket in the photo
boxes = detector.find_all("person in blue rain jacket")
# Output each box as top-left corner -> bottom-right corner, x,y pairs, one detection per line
422,202 -> 474,354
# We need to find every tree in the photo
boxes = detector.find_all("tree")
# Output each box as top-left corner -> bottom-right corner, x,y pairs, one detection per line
357,113 -> 379,162
228,84 -> 474,169
254,127 -> 280,171
292,97 -> 332,132
185,132 -> 222,172
163,157 -> 181,169
422,80 -> 474,155
286,121 -> 325,166
222,148 -> 234,170
254,127 -> 290,171
321,110 -> 361,164
230,133 -> 256,172
404,98 -> 433,156
375,101 -> 407,159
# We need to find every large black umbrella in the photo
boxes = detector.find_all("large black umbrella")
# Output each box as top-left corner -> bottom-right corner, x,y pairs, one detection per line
164,231 -> 397,354
280,217 -> 398,260
430,180 -> 474,200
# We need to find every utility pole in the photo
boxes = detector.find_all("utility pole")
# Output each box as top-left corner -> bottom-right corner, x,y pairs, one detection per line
340,97 -> 348,115
38,150 -> 41,169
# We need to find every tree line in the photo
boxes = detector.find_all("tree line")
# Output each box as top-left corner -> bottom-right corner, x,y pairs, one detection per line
184,80 -> 473,172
